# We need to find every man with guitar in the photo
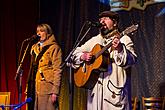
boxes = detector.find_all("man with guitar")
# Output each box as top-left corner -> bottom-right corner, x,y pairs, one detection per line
71,11 -> 137,110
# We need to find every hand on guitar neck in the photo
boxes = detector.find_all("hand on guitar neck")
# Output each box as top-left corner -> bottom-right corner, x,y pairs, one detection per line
111,36 -> 123,53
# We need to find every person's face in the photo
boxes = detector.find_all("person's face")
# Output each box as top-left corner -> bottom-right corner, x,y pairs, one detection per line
36,27 -> 48,42
99,17 -> 114,30
99,17 -> 116,36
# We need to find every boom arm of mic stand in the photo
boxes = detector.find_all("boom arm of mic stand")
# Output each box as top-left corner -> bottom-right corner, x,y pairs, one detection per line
14,41 -> 29,80
15,42 -> 30,80
61,26 -> 92,68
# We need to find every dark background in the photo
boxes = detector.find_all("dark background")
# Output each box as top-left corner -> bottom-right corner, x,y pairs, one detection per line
1,0 -> 165,110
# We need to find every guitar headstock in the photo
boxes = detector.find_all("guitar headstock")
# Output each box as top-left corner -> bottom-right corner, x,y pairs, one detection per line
122,24 -> 139,35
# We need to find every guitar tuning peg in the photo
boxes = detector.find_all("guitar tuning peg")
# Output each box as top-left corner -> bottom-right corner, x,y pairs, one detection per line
135,24 -> 139,29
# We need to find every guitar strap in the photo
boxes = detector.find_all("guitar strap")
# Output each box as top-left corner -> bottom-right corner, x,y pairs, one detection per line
35,44 -> 51,64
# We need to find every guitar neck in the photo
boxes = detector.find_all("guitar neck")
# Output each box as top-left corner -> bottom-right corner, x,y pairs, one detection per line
95,41 -> 112,58
94,32 -> 124,58
94,24 -> 138,59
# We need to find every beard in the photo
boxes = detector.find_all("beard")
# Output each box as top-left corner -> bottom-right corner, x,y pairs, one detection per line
100,27 -> 113,36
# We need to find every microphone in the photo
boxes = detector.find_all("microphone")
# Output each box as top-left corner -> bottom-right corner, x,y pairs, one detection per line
13,97 -> 32,110
87,21 -> 103,28
24,35 -> 40,42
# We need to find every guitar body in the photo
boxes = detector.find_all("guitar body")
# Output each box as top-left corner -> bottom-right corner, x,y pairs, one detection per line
74,44 -> 109,89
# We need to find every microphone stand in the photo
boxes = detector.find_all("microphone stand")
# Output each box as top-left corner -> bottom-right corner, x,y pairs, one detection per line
15,40 -> 31,110
61,23 -> 92,110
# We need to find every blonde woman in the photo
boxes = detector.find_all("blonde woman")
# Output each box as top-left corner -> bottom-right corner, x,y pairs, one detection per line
26,24 -> 62,110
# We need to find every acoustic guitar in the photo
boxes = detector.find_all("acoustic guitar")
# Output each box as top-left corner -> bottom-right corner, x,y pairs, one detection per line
74,24 -> 138,89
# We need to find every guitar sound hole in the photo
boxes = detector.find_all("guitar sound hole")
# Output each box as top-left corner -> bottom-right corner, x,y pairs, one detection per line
89,55 -> 96,64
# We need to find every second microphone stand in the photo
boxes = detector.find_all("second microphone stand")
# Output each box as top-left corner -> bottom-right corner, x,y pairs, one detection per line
61,22 -> 92,110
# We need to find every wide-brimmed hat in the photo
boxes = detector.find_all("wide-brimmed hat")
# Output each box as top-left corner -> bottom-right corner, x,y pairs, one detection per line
99,11 -> 119,23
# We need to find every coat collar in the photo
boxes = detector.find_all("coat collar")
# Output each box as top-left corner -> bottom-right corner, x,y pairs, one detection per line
31,34 -> 57,56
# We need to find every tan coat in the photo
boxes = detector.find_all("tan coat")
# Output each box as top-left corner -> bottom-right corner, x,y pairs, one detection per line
31,35 -> 62,95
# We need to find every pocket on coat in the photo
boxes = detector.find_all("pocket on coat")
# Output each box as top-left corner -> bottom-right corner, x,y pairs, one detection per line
104,80 -> 127,106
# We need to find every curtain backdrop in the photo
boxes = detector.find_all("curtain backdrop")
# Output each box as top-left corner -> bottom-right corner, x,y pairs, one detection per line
1,0 -> 165,110
1,0 -> 39,109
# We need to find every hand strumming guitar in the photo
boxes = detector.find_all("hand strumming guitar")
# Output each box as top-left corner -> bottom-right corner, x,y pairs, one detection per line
80,52 -> 93,62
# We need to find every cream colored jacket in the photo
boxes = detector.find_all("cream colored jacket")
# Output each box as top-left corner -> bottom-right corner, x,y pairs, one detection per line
72,34 -> 137,110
